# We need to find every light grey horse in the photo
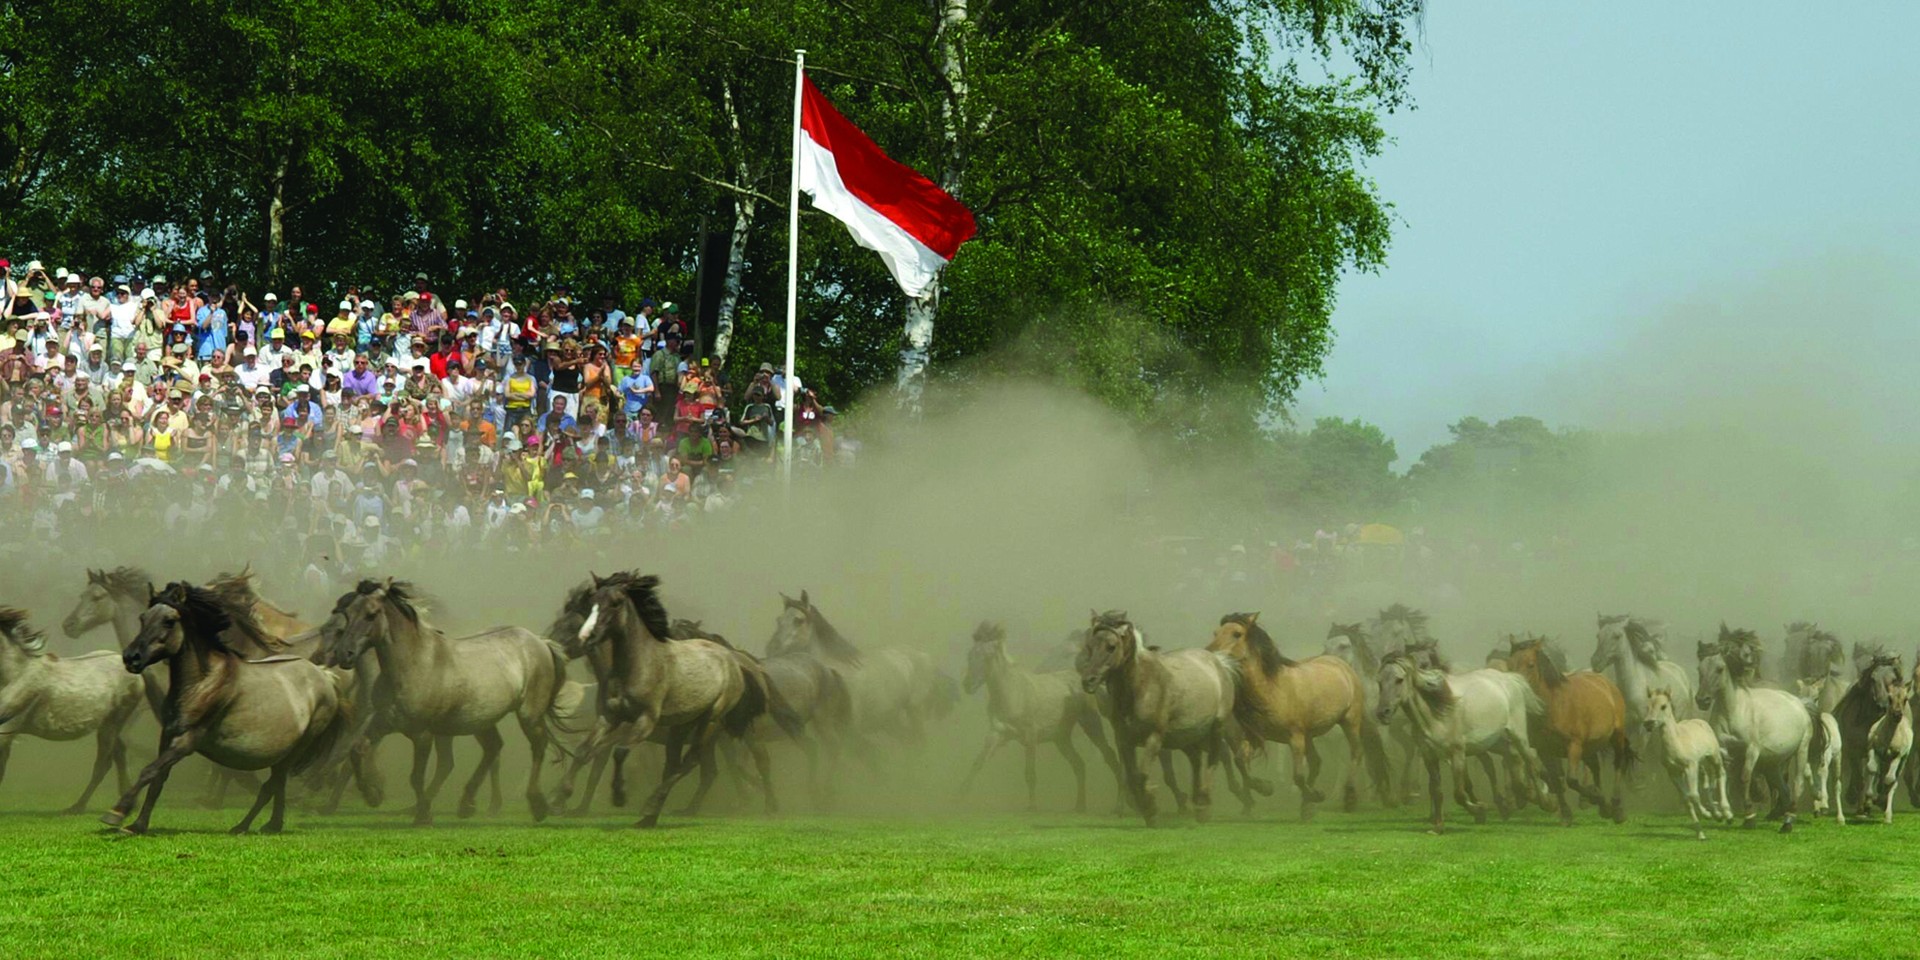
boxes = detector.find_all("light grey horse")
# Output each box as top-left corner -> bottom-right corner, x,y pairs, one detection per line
959,621 -> 1125,812
769,591 -> 943,750
0,607 -> 143,812
1592,615 -> 1694,727
1696,627 -> 1811,833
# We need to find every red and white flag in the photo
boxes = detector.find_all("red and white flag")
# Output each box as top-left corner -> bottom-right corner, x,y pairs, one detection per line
798,76 -> 977,298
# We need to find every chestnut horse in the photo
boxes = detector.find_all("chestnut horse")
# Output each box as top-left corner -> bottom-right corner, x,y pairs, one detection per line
1505,637 -> 1634,824
1211,613 -> 1371,820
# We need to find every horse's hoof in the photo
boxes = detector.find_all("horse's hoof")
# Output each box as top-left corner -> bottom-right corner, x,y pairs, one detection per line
412,814 -> 434,827
228,824 -> 251,836
1695,831 -> 1708,841
528,794 -> 550,823
1741,817 -> 1757,830
1342,790 -> 1359,813
100,809 -> 128,827
635,814 -> 660,829
567,805 -> 594,818
611,791 -> 628,809
1471,807 -> 1488,824
1780,818 -> 1795,835
260,822 -> 283,836
116,826 -> 144,838
1249,777 -> 1276,797
1303,788 -> 1326,804
487,801 -> 503,816
59,804 -> 88,816
1427,826 -> 1445,836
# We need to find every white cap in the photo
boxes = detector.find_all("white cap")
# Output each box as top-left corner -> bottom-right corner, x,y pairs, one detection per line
140,289 -> 156,300
122,361 -> 136,371
264,292 -> 278,301
75,369 -> 90,379
363,515 -> 382,528
360,300 -> 376,311
338,300 -> 353,310
56,441 -> 73,453
26,260 -> 42,271
243,346 -> 257,356
18,438 -> 36,450
454,299 -> 468,309
107,451 -> 124,462
580,489 -> 595,500
64,273 -> 81,284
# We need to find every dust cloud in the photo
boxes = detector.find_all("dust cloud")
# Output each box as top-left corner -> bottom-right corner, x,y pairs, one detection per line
9,255 -> 1918,814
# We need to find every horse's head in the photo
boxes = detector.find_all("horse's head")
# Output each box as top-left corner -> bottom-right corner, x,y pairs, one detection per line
126,582 -> 226,674
1404,640 -> 1447,673
0,607 -> 48,659
1371,604 -> 1428,655
769,591 -> 812,657
1643,688 -> 1677,732
1695,652 -> 1729,712
965,621 -> 1007,695
63,568 -> 129,639
1324,622 -> 1373,673
1374,656 -> 1411,724
1860,654 -> 1904,712
1079,610 -> 1138,694
575,571 -> 670,656
1890,680 -> 1912,721
321,579 -> 415,668
1592,614 -> 1629,670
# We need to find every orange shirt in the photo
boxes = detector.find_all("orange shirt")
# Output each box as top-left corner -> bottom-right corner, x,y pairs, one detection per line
613,335 -> 641,369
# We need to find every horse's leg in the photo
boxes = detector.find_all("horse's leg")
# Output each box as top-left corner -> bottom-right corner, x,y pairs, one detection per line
1423,752 -> 1445,834
230,765 -> 282,835
745,735 -> 777,815
1679,761 -> 1706,840
517,713 -> 551,823
1187,744 -> 1214,823
1548,742 -> 1576,825
558,718 -> 617,815
1339,721 -> 1364,813
1578,750 -> 1607,817
262,763 -> 292,834
958,731 -> 1009,797
1135,732 -> 1166,826
425,734 -> 459,815
407,734 -> 435,826
65,726 -> 120,814
1055,731 -> 1088,814
1358,720 -> 1396,808
1738,742 -> 1761,828
104,728 -> 202,834
1286,732 -> 1317,821
636,720 -> 691,829
457,728 -> 502,819
357,724 -> 389,808
1609,732 -> 1630,824
486,750 -> 504,817
1450,748 -> 1485,823
1075,709 -> 1127,814
1112,730 -> 1147,822
1157,749 -> 1188,814
1477,754 -> 1509,819
1022,738 -> 1041,813
0,738 -> 10,791
674,741 -> 720,816
1394,721 -> 1420,803
1884,757 -> 1902,825
111,735 -> 130,798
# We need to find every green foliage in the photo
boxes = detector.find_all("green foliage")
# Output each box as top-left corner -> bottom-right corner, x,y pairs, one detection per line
0,0 -> 1420,424
1405,415 -> 1595,534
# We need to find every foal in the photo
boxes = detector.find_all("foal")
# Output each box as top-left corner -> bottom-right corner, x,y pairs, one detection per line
1643,689 -> 1730,840
1865,679 -> 1913,825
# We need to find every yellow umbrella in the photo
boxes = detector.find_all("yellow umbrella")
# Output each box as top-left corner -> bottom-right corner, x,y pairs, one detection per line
1356,523 -> 1405,546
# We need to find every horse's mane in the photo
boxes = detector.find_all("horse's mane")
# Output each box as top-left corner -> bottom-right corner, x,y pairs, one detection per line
801,601 -> 862,664
1717,626 -> 1764,683
0,606 -> 48,655
549,581 -> 594,643
1598,613 -> 1629,628
351,578 -> 426,625
1516,637 -> 1566,689
93,565 -> 152,597
1841,654 -> 1903,712
201,567 -> 289,651
1404,639 -> 1451,673
596,572 -> 670,642
670,618 -> 732,649
155,581 -> 243,655
1329,622 -> 1379,675
1383,650 -> 1455,717
1622,619 -> 1662,666
973,621 -> 1007,645
1376,604 -> 1430,635
1222,613 -> 1292,677
203,565 -> 302,622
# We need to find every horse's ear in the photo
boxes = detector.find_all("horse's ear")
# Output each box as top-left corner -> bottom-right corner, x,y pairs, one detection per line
1245,612 -> 1261,626
800,589 -> 810,607
1090,609 -> 1100,625
146,583 -> 156,604
590,571 -> 604,588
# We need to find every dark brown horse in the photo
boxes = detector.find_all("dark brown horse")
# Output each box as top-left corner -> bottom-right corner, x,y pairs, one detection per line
1506,637 -> 1634,824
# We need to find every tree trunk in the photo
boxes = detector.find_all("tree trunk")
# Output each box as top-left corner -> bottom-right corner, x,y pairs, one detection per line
714,78 -> 755,368
897,0 -> 971,415
266,152 -> 289,290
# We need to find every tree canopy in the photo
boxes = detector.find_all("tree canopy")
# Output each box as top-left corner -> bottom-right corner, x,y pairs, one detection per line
0,0 -> 1420,422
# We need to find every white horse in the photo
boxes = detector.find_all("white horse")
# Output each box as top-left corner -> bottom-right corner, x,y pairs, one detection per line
1592,615 -> 1693,725
1374,652 -> 1546,834
1696,629 -> 1811,833
1795,684 -> 1843,826
1644,689 -> 1730,839
1865,679 -> 1912,825
0,607 -> 144,813
769,592 -> 944,749
958,622 -> 1124,812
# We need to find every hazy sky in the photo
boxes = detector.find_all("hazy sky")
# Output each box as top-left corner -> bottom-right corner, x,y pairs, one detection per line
1292,2 -> 1920,462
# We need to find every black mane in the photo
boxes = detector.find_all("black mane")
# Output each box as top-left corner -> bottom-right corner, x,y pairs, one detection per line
0,606 -> 46,654
155,581 -> 244,655
601,572 -> 671,642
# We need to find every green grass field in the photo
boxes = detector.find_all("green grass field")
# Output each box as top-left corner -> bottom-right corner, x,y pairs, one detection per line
0,781 -> 1915,960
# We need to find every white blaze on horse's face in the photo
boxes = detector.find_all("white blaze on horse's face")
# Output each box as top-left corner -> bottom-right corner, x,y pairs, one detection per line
578,604 -> 601,644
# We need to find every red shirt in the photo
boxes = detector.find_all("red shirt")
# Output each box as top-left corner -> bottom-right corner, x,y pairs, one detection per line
430,351 -> 451,380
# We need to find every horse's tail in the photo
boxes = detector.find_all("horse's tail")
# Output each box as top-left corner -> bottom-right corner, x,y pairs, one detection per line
542,640 -> 589,754
1805,700 -> 1829,758
292,685 -> 355,778
1520,684 -> 1549,718
1614,728 -> 1639,775
763,674 -> 809,742
726,659 -> 777,739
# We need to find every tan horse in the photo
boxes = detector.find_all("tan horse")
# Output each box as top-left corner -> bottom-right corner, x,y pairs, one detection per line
1506,637 -> 1634,824
1078,610 -> 1237,826
1211,613 -> 1368,820
103,583 -> 350,836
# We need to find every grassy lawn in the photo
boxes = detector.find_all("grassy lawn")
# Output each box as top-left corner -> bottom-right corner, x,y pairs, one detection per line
0,785 -> 1913,960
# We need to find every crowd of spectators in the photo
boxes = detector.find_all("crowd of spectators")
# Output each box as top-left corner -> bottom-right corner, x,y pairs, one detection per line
0,258 -> 844,574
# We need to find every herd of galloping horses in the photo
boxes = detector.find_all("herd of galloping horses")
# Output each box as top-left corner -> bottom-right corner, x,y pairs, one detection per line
1,568 -> 1915,840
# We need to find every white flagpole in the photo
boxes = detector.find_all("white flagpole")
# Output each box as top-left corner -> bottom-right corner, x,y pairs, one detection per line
782,49 -> 806,486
